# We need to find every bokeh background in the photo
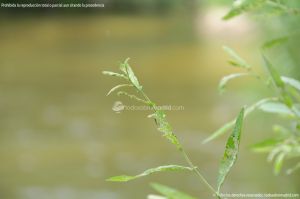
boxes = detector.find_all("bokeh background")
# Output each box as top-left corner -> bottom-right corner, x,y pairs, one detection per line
0,0 -> 299,198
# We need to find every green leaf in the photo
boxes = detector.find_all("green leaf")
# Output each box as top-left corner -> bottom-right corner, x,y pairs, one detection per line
262,36 -> 289,49
274,152 -> 285,175
281,76 -> 300,91
203,98 -> 276,143
102,71 -> 128,79
258,101 -> 294,116
150,110 -> 182,150
151,183 -> 197,199
262,55 -> 285,88
223,46 -> 251,69
106,84 -> 133,96
219,73 -> 250,94
123,58 -> 143,90
117,91 -> 148,104
250,138 -> 282,153
286,162 -> 300,175
147,195 -> 167,199
106,165 -> 193,182
217,107 -> 244,193
223,0 -> 266,20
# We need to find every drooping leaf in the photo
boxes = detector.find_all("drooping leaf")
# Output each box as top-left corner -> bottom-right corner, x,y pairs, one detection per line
217,107 -> 244,193
281,76 -> 300,91
223,0 -> 266,20
223,46 -> 251,69
123,58 -> 143,90
258,101 -> 294,116
262,36 -> 289,49
262,55 -> 285,89
106,165 -> 193,182
219,73 -> 250,94
106,84 -> 133,96
151,183 -> 197,199
203,98 -> 276,143
102,71 -> 128,79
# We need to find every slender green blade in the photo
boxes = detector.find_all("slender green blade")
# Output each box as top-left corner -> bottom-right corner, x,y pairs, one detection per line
123,58 -> 142,90
217,107 -> 245,193
102,71 -> 127,79
250,138 -> 282,153
223,0 -> 266,20
151,183 -> 197,199
106,165 -> 193,182
258,101 -> 294,116
106,84 -> 132,96
262,55 -> 284,88
262,36 -> 289,49
282,76 -> 300,91
223,46 -> 250,69
219,73 -> 249,94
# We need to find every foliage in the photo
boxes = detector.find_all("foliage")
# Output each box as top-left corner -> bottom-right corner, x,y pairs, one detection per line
103,0 -> 300,198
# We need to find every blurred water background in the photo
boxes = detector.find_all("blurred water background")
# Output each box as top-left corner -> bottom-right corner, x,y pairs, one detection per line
0,0 -> 299,198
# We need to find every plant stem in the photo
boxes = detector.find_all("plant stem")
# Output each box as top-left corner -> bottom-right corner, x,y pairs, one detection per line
181,149 -> 221,199
138,89 -> 221,199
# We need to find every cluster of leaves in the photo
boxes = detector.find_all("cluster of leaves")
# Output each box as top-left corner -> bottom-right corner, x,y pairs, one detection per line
103,59 -> 245,198
103,1 -> 300,198
204,41 -> 300,175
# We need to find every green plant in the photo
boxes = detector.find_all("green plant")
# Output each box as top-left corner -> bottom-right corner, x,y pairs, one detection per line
103,1 -> 300,198
103,59 -> 244,199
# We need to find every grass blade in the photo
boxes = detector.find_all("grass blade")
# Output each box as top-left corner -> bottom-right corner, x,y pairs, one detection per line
217,107 -> 245,193
219,73 -> 250,94
106,165 -> 193,182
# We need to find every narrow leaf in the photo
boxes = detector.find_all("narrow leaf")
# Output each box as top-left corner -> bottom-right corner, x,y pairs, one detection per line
282,76 -> 300,91
117,91 -> 148,104
203,98 -> 276,143
258,101 -> 294,116
223,46 -> 250,69
106,165 -> 193,182
123,58 -> 143,90
217,107 -> 244,193
223,0 -> 266,20
286,162 -> 300,175
106,84 -> 132,96
102,71 -> 127,79
151,183 -> 197,199
250,138 -> 282,153
148,195 -> 167,199
219,73 -> 250,94
274,152 -> 285,175
262,36 -> 289,49
262,55 -> 284,88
